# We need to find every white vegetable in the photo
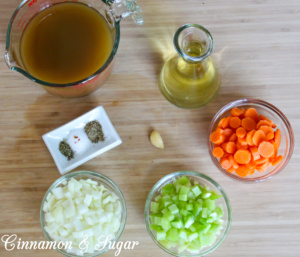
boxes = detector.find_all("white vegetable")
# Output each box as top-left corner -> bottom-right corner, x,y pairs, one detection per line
43,178 -> 122,255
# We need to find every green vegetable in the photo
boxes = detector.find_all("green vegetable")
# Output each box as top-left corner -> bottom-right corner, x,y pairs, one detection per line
149,176 -> 224,254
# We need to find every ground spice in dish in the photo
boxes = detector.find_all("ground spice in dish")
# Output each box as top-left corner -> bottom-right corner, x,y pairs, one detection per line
59,140 -> 74,160
84,120 -> 105,143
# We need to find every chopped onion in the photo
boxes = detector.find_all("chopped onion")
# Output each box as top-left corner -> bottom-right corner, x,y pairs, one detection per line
43,178 -> 122,255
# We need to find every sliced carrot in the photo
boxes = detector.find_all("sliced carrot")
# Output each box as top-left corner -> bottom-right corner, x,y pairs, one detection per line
266,132 -> 274,141
241,117 -> 257,131
236,127 -> 246,138
228,133 -> 237,142
215,127 -> 224,134
228,154 -> 239,169
222,142 -> 236,154
256,160 -> 269,172
223,128 -> 234,138
218,118 -> 226,128
220,157 -> 232,170
272,155 -> 283,166
229,117 -> 241,129
274,129 -> 281,148
245,107 -> 259,122
234,149 -> 251,164
252,130 -> 265,146
241,108 -> 246,117
231,108 -> 243,117
236,141 -> 248,150
248,169 -> 255,175
235,165 -> 249,177
259,125 -> 273,135
255,157 -> 268,165
213,147 -> 224,158
258,141 -> 275,158
227,167 -> 235,173
210,131 -> 225,144
249,146 -> 260,161
256,120 -> 273,129
238,137 -> 248,146
246,130 -> 255,146
259,115 -> 276,128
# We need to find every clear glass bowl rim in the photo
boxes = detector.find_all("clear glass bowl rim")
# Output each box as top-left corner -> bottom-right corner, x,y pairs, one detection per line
144,171 -> 232,257
40,170 -> 127,257
207,98 -> 294,183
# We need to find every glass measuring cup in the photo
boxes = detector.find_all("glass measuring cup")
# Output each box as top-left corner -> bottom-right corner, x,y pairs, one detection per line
5,0 -> 143,98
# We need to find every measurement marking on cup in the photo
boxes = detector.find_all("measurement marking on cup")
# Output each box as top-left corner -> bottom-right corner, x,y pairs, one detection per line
28,0 -> 38,7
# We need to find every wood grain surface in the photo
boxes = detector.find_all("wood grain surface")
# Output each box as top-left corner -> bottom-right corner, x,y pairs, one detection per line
1,0 -> 300,256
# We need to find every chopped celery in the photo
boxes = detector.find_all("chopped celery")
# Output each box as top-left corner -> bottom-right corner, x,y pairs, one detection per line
171,218 -> 183,229
184,215 -> 194,228
188,232 -> 198,241
151,201 -> 159,213
191,185 -> 202,197
148,176 -> 225,254
166,228 -> 179,242
202,208 -> 208,218
161,217 -> 171,231
205,199 -> 215,211
179,186 -> 190,201
180,209 -> 190,217
178,176 -> 190,185
186,203 -> 193,211
161,183 -> 175,195
168,204 -> 179,214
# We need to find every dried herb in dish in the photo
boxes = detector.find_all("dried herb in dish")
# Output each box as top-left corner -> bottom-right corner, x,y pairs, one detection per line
84,120 -> 104,143
59,140 -> 74,161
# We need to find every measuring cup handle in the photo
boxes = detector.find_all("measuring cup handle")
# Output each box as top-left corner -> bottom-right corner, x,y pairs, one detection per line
103,0 -> 143,25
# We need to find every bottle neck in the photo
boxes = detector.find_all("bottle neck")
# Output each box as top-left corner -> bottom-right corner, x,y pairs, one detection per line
173,24 -> 213,63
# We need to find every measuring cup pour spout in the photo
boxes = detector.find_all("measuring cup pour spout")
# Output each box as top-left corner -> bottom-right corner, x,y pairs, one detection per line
5,0 -> 143,98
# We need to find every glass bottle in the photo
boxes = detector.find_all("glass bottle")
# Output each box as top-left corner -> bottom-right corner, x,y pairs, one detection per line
159,24 -> 221,109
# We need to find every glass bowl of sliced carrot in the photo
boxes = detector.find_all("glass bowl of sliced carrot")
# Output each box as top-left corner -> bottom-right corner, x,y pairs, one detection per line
208,99 -> 294,182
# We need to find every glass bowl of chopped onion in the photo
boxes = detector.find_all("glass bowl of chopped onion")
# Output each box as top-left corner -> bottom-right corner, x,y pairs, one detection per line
208,99 -> 294,182
40,170 -> 127,256
145,171 -> 231,257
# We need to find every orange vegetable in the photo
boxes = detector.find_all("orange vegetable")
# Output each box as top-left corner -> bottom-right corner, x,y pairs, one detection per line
275,129 -> 281,148
210,131 -> 225,144
272,155 -> 283,166
256,120 -> 273,129
241,117 -> 257,131
228,154 -> 239,169
220,157 -> 232,170
258,141 -> 275,158
235,165 -> 249,177
236,127 -> 246,138
231,108 -> 243,117
234,149 -> 251,164
210,107 -> 282,177
213,147 -> 224,158
223,128 -> 234,138
249,146 -> 260,161
259,115 -> 276,128
245,107 -> 259,122
252,130 -> 265,146
227,167 -> 235,173
222,142 -> 236,154
228,133 -> 237,142
246,130 -> 255,146
229,117 -> 241,129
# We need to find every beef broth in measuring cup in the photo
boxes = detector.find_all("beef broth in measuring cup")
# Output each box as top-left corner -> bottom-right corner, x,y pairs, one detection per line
5,0 -> 143,97
21,2 -> 113,84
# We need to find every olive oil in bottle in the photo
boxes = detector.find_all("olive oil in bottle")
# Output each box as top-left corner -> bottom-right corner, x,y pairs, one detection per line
159,24 -> 220,109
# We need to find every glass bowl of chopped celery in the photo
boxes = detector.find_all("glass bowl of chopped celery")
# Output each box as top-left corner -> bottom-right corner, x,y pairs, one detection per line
145,171 -> 231,257
208,99 -> 294,182
40,170 -> 127,257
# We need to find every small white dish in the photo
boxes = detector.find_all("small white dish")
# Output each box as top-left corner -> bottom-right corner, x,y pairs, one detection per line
43,106 -> 122,175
